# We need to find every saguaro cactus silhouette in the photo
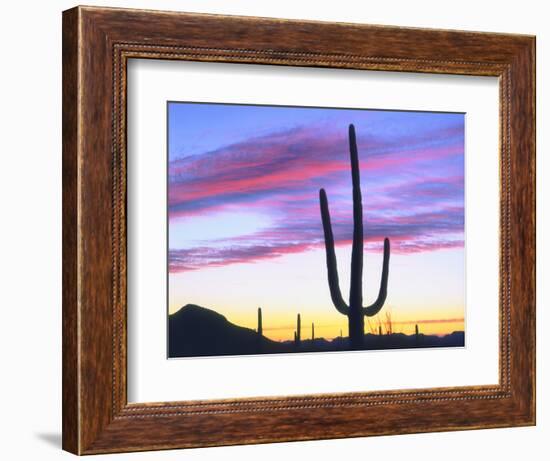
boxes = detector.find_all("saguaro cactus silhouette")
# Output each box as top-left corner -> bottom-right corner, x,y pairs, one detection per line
294,313 -> 302,347
256,307 -> 263,352
257,307 -> 263,336
319,124 -> 390,350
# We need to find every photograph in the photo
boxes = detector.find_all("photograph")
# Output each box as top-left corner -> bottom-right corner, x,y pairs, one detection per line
167,102 -> 466,358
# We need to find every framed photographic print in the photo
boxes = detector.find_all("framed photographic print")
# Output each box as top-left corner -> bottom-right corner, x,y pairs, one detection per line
62,6 -> 535,455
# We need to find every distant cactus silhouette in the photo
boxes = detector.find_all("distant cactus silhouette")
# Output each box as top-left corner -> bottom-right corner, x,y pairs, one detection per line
256,307 -> 263,352
311,322 -> 315,341
294,313 -> 301,347
257,307 -> 263,336
319,124 -> 390,350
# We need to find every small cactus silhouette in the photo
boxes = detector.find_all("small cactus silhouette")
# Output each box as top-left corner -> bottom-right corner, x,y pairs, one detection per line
319,124 -> 390,350
294,313 -> 301,347
257,307 -> 263,336
256,307 -> 263,352
296,314 -> 302,347
311,322 -> 315,341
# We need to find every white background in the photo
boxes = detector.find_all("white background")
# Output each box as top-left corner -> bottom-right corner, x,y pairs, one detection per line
0,1 -> 546,460
128,60 -> 499,402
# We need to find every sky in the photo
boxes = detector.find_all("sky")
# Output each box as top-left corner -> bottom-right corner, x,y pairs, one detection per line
167,102 -> 465,341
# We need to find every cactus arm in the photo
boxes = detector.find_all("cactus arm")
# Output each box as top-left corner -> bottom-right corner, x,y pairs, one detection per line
363,238 -> 390,317
319,188 -> 349,316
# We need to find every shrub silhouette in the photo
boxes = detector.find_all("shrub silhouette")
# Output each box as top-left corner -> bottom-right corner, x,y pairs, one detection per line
319,124 -> 391,349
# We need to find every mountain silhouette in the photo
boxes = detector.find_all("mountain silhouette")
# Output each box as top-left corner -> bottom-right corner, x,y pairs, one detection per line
169,304 -> 288,357
168,304 -> 465,358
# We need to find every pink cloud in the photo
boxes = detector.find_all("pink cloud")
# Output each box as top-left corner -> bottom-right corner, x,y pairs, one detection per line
168,119 -> 464,272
